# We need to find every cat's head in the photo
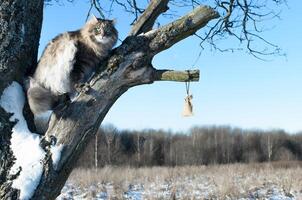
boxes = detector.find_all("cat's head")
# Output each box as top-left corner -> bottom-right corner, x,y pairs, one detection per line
82,15 -> 118,47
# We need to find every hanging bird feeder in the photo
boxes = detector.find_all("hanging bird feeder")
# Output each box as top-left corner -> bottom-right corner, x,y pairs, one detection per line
182,81 -> 193,117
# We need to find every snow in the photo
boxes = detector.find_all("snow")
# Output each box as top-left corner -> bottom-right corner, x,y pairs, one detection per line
123,184 -> 143,200
56,165 -> 301,200
51,144 -> 64,169
0,82 -> 45,200
57,181 -> 299,200
58,181 -> 299,200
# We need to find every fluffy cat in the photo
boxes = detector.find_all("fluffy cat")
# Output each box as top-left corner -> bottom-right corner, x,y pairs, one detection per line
27,16 -> 118,133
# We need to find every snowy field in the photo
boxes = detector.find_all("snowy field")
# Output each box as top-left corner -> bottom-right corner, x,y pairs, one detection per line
57,163 -> 302,200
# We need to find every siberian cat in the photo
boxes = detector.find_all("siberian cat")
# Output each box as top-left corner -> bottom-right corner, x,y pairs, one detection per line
27,16 -> 118,133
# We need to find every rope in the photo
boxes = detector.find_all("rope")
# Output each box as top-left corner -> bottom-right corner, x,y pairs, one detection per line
185,81 -> 190,96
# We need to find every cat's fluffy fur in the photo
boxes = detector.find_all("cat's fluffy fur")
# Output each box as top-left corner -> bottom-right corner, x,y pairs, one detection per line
27,16 -> 118,133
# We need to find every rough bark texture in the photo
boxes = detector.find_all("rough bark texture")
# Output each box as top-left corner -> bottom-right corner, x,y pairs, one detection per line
0,0 -> 43,94
0,0 -> 44,199
154,69 -> 200,82
0,108 -> 19,199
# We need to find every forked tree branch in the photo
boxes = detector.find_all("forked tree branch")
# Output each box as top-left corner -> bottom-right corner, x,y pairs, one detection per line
46,5 -> 218,166
129,0 -> 169,36
32,5 -> 219,199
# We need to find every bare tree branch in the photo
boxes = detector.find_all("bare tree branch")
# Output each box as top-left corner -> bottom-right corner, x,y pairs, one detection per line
193,0 -> 286,59
153,69 -> 200,82
129,0 -> 169,36
47,0 -> 286,59
147,6 -> 220,54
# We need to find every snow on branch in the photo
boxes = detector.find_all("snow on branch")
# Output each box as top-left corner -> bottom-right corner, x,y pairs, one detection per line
0,82 -> 64,199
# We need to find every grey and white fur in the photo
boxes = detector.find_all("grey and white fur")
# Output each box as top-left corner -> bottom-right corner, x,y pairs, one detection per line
27,16 -> 118,133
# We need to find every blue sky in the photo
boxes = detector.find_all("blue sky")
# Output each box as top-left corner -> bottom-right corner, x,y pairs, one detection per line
40,1 -> 302,133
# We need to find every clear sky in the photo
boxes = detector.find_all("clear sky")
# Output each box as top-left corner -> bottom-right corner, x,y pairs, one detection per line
40,1 -> 302,133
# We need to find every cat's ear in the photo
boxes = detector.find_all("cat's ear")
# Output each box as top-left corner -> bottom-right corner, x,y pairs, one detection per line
111,18 -> 117,25
92,14 -> 98,22
87,14 -> 98,24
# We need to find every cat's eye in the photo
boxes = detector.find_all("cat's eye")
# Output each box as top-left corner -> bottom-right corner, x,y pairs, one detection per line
94,25 -> 101,33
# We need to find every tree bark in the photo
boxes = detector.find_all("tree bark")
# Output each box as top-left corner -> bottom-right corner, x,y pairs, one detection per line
0,0 -> 43,199
0,0 -> 219,199
0,107 -> 19,199
0,0 -> 43,94
154,69 -> 200,82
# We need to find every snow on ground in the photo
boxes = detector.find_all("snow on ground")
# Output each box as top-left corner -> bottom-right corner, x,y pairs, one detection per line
57,180 -> 299,200
0,82 -> 46,200
57,165 -> 302,200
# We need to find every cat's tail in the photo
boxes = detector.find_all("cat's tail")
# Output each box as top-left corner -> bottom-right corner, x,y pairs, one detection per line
27,77 -> 55,115
27,77 -> 57,133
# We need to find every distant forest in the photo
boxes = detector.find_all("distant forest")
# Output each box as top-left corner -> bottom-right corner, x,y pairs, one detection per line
77,125 -> 302,168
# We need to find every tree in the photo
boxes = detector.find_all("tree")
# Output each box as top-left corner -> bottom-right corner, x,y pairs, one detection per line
0,0 -> 285,199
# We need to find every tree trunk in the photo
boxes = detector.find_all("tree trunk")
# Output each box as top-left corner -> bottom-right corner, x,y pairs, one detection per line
0,0 -> 43,94
0,0 -> 218,199
0,0 -> 43,199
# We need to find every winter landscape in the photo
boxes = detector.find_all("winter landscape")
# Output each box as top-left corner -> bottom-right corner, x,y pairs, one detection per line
1,0 -> 302,199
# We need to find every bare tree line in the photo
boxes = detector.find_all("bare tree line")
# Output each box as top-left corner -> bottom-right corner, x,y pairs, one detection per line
77,125 -> 302,168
